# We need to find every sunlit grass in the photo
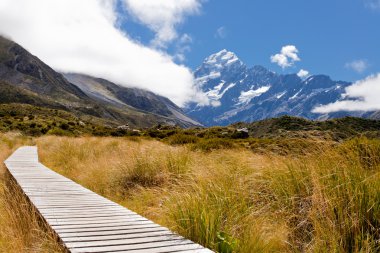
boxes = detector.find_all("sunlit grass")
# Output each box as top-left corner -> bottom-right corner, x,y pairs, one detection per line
1,133 -> 380,252
0,133 -> 64,253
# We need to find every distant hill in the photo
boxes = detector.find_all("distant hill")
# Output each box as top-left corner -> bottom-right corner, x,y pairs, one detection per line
232,116 -> 380,140
0,36 -> 201,128
185,49 -> 380,126
64,73 -> 200,127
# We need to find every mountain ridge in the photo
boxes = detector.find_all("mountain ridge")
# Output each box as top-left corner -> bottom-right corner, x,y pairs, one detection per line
64,73 -> 201,127
185,49 -> 379,126
0,36 -> 201,128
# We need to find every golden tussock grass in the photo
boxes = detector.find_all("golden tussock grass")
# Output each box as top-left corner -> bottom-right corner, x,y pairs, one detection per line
1,133 -> 380,252
0,133 -> 65,253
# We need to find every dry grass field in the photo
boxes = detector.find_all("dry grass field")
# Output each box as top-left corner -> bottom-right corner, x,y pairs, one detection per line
0,133 -> 64,253
1,133 -> 380,252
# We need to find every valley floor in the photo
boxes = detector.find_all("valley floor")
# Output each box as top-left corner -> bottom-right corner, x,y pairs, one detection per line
1,133 -> 380,252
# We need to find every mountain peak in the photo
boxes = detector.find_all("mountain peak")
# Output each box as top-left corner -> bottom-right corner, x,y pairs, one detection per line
203,49 -> 242,67
189,51 -> 354,126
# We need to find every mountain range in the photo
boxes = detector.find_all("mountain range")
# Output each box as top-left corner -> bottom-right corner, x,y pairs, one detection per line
0,36 -> 200,128
0,36 -> 378,129
185,49 -> 380,126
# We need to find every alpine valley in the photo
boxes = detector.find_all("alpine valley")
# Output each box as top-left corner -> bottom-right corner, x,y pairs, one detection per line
0,36 -> 200,128
1,35 -> 379,129
185,49 -> 380,126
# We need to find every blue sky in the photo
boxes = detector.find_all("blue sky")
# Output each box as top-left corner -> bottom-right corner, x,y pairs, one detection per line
1,0 -> 379,109
121,0 -> 380,82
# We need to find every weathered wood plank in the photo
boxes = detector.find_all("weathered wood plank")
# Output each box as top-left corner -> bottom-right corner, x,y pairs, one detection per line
57,224 -> 163,234
52,220 -> 155,230
69,240 -> 205,253
65,235 -> 190,248
4,146 -> 213,253
60,230 -> 173,241
59,227 -> 168,238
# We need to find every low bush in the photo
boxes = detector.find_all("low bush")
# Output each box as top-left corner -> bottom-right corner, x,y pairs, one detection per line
191,138 -> 235,152
166,133 -> 199,145
47,127 -> 73,136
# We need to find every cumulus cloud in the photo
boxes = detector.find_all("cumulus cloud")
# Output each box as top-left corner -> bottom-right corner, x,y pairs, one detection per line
313,73 -> 380,113
270,45 -> 300,68
0,0 -> 209,107
345,60 -> 369,73
364,0 -> 380,10
215,26 -> 227,39
123,0 -> 202,48
297,69 -> 310,78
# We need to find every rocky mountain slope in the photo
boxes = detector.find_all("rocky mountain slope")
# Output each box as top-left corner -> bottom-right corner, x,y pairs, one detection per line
0,36 -> 200,128
64,73 -> 200,127
185,49 -> 378,126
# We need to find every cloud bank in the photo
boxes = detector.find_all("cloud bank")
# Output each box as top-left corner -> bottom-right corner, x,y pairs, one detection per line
123,0 -> 202,48
313,73 -> 380,113
271,45 -> 300,68
345,60 -> 369,73
0,0 -> 208,106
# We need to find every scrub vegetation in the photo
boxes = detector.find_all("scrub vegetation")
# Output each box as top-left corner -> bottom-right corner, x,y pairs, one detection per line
1,117 -> 380,252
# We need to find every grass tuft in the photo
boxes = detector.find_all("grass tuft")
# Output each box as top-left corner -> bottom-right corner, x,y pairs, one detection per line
2,133 -> 380,252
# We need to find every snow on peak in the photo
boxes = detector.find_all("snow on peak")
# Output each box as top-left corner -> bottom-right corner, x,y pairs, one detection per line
204,49 -> 241,66
206,81 -> 237,107
238,86 -> 271,104
304,76 -> 315,84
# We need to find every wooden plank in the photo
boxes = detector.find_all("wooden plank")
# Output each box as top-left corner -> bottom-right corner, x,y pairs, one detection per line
59,227 -> 169,238
42,211 -> 138,217
42,211 -> 139,217
61,231 -> 175,243
65,235 -> 189,248
4,146 -> 213,253
53,224 -> 163,234
69,240 -> 207,253
52,220 -> 155,230
42,209 -> 135,214
46,217 -> 149,226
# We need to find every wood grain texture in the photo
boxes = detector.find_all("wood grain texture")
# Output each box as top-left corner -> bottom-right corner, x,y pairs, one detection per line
5,146 -> 213,253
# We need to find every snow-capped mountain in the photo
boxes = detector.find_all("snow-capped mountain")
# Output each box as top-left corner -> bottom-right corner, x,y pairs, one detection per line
185,49 -> 366,126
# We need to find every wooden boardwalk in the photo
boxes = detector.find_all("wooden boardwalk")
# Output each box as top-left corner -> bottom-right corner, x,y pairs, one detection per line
5,146 -> 213,253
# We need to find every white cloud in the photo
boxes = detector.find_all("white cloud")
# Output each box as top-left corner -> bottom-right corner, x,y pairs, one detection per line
215,26 -> 227,39
364,0 -> 380,10
271,45 -> 300,68
0,0 -> 209,107
123,0 -> 202,48
313,73 -> 380,113
345,60 -> 369,73
297,69 -> 310,78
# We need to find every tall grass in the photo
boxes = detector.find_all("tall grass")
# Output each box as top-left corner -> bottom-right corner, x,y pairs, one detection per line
266,138 -> 380,252
0,133 -> 64,252
35,136 -> 380,253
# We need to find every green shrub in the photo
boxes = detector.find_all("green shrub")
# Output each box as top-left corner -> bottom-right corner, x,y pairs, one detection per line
167,133 -> 199,145
191,138 -> 235,152
230,130 -> 249,139
47,128 -> 73,136
59,123 -> 69,130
